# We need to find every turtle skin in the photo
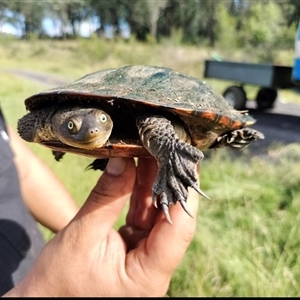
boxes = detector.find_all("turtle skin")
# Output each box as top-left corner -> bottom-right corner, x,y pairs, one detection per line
17,65 -> 265,223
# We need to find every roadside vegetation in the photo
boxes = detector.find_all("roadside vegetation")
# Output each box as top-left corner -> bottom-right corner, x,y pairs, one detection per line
1,35 -> 300,296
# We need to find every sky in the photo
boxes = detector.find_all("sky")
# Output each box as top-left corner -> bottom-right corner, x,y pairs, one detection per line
1,18 -> 97,37
0,16 -> 130,38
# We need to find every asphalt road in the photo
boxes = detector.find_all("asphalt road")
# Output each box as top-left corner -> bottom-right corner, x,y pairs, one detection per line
245,100 -> 300,155
2,68 -> 300,156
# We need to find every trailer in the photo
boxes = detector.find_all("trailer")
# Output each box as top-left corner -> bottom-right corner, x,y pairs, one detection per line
204,59 -> 294,110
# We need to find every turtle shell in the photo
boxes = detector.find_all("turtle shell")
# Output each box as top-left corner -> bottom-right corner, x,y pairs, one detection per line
23,65 -> 256,158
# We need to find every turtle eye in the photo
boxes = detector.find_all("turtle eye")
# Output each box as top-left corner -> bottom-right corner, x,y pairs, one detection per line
67,120 -> 78,133
68,121 -> 74,130
99,113 -> 107,123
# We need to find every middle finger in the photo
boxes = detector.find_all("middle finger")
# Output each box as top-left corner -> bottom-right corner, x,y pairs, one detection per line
126,157 -> 158,229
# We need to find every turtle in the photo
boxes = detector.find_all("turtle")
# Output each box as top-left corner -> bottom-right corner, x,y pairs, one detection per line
17,65 -> 264,223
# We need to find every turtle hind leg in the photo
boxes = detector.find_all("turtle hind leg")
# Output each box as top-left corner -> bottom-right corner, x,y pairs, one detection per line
51,150 -> 109,171
86,158 -> 109,171
137,114 -> 207,223
211,128 -> 265,149
52,150 -> 65,161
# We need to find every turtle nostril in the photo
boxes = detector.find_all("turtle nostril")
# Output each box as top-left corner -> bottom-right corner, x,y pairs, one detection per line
90,129 -> 99,135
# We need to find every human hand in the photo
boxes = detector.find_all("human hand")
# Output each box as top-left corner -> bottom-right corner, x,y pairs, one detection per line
5,157 -> 200,297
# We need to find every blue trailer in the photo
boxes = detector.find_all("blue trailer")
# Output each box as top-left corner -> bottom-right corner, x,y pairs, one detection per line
204,20 -> 300,110
204,59 -> 294,110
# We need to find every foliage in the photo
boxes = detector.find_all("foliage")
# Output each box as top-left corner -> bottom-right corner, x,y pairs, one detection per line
215,2 -> 238,50
236,1 -> 294,63
0,0 -> 299,52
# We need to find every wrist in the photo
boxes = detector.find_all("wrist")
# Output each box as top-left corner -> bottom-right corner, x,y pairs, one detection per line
3,272 -> 51,297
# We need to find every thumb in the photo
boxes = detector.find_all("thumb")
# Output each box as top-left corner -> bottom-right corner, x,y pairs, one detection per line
72,157 -> 136,242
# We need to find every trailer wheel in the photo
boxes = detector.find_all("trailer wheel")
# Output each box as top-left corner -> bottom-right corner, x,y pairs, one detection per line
223,86 -> 247,110
256,87 -> 278,109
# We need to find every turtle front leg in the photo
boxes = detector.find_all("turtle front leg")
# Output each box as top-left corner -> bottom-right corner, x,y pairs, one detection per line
211,128 -> 265,149
136,114 -> 209,223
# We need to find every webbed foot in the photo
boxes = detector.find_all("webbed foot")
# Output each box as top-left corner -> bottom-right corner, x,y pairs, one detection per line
137,115 -> 209,223
211,127 -> 264,149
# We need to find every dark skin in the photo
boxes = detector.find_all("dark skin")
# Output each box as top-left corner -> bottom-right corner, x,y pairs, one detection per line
5,157 -> 199,297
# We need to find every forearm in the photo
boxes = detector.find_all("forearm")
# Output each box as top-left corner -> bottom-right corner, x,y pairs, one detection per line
9,126 -> 79,232
20,156 -> 79,232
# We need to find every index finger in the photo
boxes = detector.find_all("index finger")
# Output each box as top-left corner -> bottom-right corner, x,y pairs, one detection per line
68,158 -> 136,245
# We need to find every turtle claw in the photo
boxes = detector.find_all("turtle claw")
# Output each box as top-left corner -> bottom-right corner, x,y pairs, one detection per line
154,191 -> 194,223
161,202 -> 173,224
179,200 -> 193,218
152,193 -> 158,208
192,183 -> 210,200
154,192 -> 173,223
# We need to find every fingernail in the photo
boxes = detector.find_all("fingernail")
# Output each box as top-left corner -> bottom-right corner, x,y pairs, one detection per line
106,158 -> 127,176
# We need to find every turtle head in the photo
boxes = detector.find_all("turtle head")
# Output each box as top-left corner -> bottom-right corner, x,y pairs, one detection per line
52,107 -> 113,149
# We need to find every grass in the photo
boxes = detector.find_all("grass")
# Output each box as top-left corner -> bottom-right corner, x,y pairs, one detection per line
169,144 -> 300,296
1,38 -> 300,296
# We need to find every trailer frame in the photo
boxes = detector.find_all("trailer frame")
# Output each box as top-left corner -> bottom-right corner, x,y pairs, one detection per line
204,60 -> 294,110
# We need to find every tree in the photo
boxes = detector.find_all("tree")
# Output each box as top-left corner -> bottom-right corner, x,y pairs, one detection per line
200,0 -> 220,47
157,0 -> 213,44
278,0 -> 300,27
65,0 -> 91,37
0,1 -> 9,32
9,0 -> 45,38
144,0 -> 168,39
44,0 -> 72,39
121,0 -> 151,41
237,1 -> 292,62
227,0 -> 249,31
89,0 -> 129,37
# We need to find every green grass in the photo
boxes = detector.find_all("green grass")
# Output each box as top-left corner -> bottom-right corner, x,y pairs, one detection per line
1,38 -> 300,296
169,145 -> 300,296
